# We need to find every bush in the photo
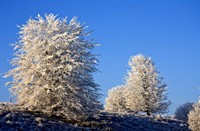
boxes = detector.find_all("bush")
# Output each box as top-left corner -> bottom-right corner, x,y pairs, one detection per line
104,86 -> 126,112
174,102 -> 193,121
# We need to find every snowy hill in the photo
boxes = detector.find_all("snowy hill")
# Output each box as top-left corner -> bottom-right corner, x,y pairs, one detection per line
0,103 -> 190,131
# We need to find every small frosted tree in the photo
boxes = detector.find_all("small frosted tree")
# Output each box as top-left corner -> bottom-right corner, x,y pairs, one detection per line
104,86 -> 126,112
188,102 -> 200,131
174,102 -> 193,121
5,14 -> 101,120
124,54 -> 170,116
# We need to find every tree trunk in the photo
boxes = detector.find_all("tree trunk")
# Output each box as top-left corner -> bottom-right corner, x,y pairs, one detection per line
147,111 -> 151,116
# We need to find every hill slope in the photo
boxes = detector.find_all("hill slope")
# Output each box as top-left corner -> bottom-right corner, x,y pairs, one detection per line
0,103 -> 190,131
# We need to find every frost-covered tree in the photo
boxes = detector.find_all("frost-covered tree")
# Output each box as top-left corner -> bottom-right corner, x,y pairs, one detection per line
5,14 -> 101,120
188,102 -> 200,131
174,102 -> 193,121
124,54 -> 170,116
104,86 -> 126,112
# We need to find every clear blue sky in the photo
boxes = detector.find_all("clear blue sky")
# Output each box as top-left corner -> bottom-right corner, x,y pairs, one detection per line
0,0 -> 199,115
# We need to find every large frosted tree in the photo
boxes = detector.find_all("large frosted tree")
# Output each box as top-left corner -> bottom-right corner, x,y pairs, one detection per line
5,14 -> 101,120
124,54 -> 170,115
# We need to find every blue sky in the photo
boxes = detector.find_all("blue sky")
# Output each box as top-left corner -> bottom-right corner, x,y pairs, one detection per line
0,0 -> 199,115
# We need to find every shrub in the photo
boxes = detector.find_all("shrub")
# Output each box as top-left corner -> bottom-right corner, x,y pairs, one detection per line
174,102 -> 193,121
104,86 -> 126,112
